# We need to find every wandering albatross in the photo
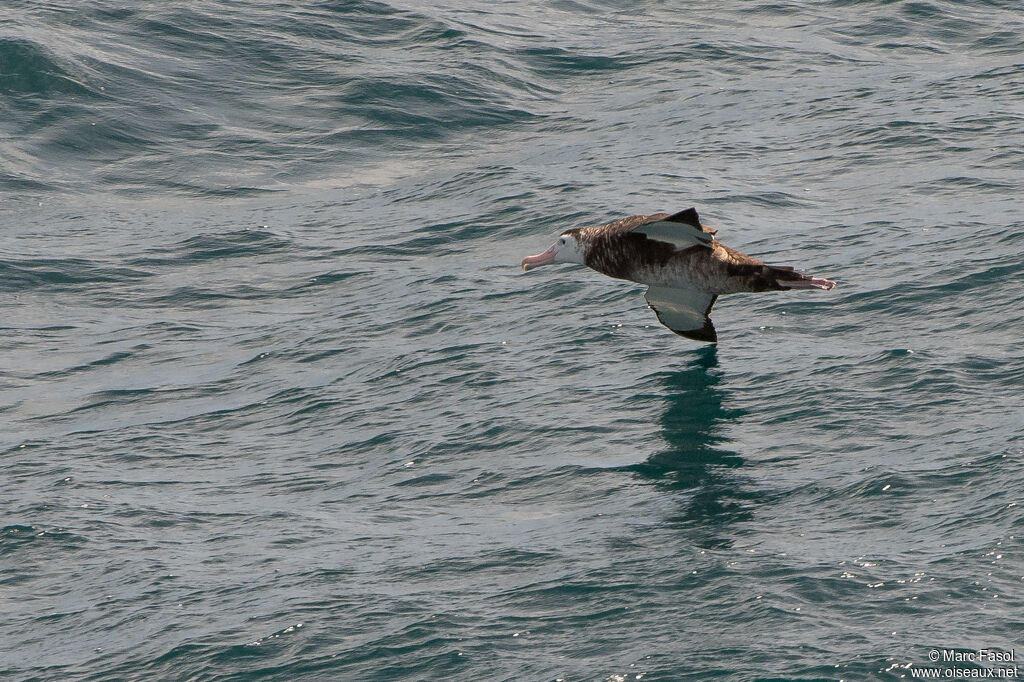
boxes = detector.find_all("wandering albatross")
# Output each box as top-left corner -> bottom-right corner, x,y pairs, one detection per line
520,207 -> 835,342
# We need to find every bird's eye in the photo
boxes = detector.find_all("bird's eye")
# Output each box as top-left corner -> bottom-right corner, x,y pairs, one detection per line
560,238 -> 567,245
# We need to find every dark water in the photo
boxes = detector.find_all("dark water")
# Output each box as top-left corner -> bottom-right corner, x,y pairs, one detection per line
3,1 -> 1023,680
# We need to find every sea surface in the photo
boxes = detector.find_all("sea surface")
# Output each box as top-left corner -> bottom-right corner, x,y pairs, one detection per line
2,1 -> 1023,680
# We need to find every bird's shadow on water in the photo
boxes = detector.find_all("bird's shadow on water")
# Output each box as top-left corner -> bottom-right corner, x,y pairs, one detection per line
621,345 -> 761,547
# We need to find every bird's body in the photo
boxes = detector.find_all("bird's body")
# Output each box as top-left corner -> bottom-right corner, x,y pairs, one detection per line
521,208 -> 835,342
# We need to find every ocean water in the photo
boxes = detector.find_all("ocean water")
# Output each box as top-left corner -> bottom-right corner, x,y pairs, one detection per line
2,1 -> 1023,680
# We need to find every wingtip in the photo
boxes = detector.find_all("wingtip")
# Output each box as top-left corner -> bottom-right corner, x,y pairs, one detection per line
665,207 -> 702,229
675,323 -> 718,343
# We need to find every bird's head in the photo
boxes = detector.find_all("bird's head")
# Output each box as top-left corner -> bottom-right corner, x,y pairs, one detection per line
521,230 -> 585,271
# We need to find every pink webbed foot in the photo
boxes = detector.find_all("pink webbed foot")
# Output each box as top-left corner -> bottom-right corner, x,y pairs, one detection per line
780,276 -> 836,291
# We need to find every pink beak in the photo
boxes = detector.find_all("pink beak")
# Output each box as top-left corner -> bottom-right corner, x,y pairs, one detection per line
521,244 -> 557,271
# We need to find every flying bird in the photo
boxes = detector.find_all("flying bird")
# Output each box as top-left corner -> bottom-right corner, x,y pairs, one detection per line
520,208 -> 835,342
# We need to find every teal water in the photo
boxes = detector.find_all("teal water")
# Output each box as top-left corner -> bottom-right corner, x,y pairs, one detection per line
2,1 -> 1023,680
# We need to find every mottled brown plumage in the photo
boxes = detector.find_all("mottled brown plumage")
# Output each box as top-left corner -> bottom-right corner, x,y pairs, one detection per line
521,208 -> 835,342
567,212 -> 813,295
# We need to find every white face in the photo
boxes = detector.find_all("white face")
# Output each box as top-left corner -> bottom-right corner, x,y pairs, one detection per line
521,232 -> 585,271
551,233 -> 585,265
